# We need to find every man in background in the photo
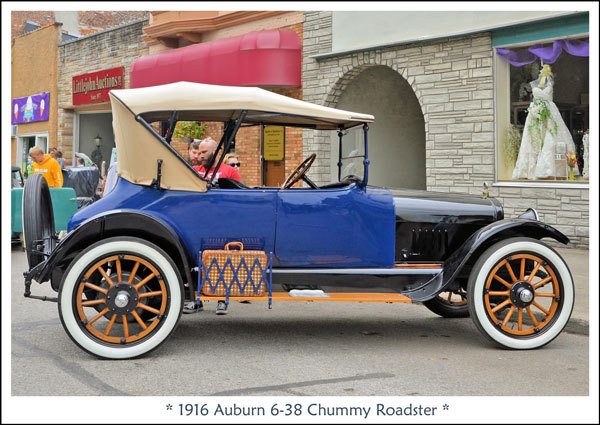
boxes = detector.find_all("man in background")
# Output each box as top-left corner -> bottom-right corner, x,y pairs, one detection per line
188,139 -> 202,166
29,147 -> 63,188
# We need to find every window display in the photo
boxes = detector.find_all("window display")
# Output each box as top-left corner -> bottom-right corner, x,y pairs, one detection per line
497,37 -> 589,183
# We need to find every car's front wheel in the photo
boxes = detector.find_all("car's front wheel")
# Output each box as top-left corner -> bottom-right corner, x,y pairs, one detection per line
467,237 -> 574,349
58,237 -> 183,359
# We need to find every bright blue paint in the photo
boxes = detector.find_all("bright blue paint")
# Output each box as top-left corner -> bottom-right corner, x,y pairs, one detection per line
275,184 -> 395,267
70,178 -> 396,268
70,179 -> 278,262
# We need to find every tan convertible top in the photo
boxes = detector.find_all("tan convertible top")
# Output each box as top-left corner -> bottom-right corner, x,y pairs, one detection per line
109,82 -> 374,193
110,82 -> 374,130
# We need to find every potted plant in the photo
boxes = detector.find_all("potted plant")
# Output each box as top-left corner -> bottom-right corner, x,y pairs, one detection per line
172,121 -> 207,143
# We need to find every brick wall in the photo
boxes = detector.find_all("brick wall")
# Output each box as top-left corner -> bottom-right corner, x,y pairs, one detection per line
11,10 -> 148,39
302,12 -> 589,248
57,20 -> 149,165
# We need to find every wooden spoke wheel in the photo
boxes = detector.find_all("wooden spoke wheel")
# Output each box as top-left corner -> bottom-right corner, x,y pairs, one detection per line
467,237 -> 574,349
423,287 -> 469,318
58,237 -> 183,359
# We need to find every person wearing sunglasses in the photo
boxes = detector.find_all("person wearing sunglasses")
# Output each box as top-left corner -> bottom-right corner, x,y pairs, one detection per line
224,153 -> 241,170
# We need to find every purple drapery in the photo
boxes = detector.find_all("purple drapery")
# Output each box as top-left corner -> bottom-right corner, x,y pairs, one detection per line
496,38 -> 589,66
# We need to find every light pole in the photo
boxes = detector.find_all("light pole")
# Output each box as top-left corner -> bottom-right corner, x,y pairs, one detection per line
91,134 -> 102,168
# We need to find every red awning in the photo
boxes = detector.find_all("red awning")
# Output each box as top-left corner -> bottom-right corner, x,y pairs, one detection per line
130,29 -> 301,88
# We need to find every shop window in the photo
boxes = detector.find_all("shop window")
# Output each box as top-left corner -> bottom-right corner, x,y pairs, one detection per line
496,37 -> 589,183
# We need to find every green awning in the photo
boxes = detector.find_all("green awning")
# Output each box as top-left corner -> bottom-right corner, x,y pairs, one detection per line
492,12 -> 589,47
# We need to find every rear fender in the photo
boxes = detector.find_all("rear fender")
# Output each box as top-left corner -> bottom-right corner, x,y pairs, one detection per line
406,219 -> 569,301
29,210 -> 193,295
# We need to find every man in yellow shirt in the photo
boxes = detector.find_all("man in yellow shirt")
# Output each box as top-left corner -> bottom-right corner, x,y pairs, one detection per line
29,147 -> 63,188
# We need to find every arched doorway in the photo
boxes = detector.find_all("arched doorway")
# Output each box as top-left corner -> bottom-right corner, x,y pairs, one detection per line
334,66 -> 426,189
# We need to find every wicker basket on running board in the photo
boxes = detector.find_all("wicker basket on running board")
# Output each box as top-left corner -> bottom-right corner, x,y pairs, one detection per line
200,242 -> 269,297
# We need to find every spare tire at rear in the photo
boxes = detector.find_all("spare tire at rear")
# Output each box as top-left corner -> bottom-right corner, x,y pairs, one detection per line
23,173 -> 56,268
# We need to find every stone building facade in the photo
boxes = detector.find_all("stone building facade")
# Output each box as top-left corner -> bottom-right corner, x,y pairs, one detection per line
57,19 -> 149,165
302,11 -> 588,248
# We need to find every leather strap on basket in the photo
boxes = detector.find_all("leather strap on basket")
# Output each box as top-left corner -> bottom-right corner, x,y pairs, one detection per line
225,242 -> 244,251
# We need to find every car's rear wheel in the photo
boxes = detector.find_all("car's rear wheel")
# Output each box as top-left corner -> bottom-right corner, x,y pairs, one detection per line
467,237 -> 574,349
58,237 -> 183,359
23,173 -> 56,268
423,287 -> 469,318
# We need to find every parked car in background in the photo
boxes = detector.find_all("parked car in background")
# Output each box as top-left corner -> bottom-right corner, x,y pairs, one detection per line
22,82 -> 574,359
12,165 -> 24,188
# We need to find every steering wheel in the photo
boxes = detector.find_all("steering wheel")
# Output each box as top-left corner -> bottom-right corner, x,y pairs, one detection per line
281,153 -> 317,189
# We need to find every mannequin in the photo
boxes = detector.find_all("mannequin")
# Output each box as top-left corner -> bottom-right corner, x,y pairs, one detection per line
512,64 -> 578,179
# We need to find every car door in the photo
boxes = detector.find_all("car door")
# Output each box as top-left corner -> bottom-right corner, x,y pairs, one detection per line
274,184 -> 395,268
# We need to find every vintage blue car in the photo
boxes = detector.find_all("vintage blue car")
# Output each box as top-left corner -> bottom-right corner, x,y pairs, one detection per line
22,82 -> 574,359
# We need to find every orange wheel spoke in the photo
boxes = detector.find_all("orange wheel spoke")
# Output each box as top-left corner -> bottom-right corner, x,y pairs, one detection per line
488,290 -> 510,296
533,276 -> 552,289
116,258 -> 122,283
104,314 -> 117,336
505,261 -> 518,283
87,307 -> 110,326
128,262 -> 140,284
532,301 -> 550,316
139,291 -> 163,298
134,272 -> 157,290
527,261 -> 543,283
123,316 -> 129,338
447,292 -> 452,302
517,308 -> 523,331
137,302 -> 160,315
502,306 -> 515,327
131,310 -> 147,330
98,267 -> 115,287
534,292 -> 556,297
520,258 -> 526,280
82,298 -> 107,307
493,274 -> 512,289
526,307 -> 540,327
84,282 -> 108,295
491,298 -> 511,313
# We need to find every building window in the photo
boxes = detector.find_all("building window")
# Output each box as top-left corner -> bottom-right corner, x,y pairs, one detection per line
495,37 -> 589,183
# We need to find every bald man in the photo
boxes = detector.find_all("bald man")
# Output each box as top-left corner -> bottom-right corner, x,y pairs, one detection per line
193,137 -> 241,182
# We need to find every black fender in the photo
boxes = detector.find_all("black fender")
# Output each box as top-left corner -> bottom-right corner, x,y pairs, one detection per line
28,210 -> 194,297
405,218 -> 569,301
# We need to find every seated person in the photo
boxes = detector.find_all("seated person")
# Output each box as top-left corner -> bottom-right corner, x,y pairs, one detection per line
193,138 -> 241,183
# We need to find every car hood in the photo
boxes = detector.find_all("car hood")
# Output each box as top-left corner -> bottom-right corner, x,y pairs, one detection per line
387,187 -> 503,224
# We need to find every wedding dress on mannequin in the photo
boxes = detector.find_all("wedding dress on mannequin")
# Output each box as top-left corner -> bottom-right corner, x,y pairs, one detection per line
512,66 -> 578,179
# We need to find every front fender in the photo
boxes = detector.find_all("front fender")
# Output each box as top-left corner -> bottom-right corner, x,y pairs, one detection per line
28,210 -> 193,293
405,218 -> 569,301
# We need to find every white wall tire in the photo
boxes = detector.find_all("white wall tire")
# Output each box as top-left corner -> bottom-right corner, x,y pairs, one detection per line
467,237 -> 574,349
58,237 -> 183,359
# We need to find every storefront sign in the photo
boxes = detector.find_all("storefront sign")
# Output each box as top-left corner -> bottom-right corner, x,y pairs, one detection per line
12,92 -> 50,124
263,126 -> 285,161
72,67 -> 125,105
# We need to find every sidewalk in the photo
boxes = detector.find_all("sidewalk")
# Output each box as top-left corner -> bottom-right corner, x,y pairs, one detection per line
555,246 -> 590,335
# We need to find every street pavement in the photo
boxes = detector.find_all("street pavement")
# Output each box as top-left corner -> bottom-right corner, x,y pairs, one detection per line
7,245 -> 591,400
553,246 -> 590,335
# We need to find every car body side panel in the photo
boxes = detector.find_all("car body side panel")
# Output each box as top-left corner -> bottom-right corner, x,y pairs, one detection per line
69,179 -> 279,263
275,185 -> 395,267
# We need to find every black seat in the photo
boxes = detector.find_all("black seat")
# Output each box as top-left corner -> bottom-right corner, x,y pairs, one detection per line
217,178 -> 250,189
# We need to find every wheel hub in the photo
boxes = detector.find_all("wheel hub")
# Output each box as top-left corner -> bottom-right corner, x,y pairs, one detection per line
106,282 -> 139,315
510,281 -> 535,308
